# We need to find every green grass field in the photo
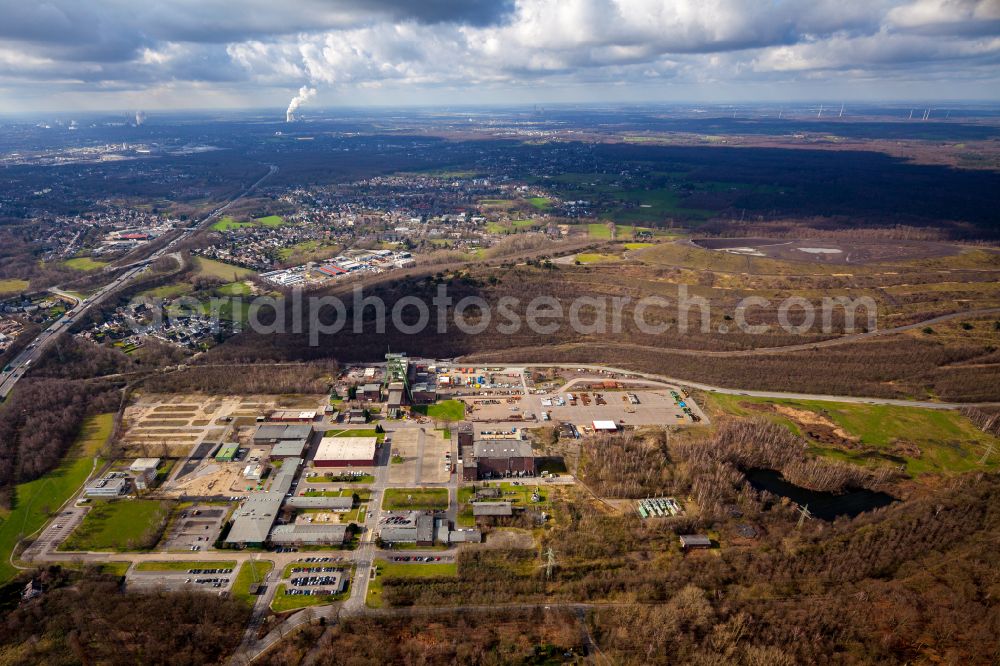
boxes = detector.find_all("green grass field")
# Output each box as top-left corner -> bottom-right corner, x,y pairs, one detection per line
215,281 -> 251,296
64,257 -> 108,271
527,196 -> 552,210
412,400 -> 466,422
382,488 -> 448,510
0,278 -> 29,296
138,282 -> 193,299
60,499 -> 171,552
212,214 -> 285,232
134,560 -> 236,572
210,216 -> 254,231
232,559 -> 274,605
0,413 -> 113,582
366,558 -> 457,608
712,394 -> 1000,475
191,256 -> 256,281
575,253 -> 619,264
305,473 -> 375,484
256,215 -> 285,227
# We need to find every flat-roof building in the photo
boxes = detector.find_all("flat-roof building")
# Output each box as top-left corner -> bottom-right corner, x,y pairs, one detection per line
470,440 -> 536,479
268,410 -> 317,422
253,424 -> 313,445
592,420 -> 619,432
284,496 -> 354,511
473,501 -> 513,517
215,443 -> 239,462
268,523 -> 348,546
84,474 -> 130,497
225,492 -> 283,546
314,436 -> 377,467
679,534 -> 713,550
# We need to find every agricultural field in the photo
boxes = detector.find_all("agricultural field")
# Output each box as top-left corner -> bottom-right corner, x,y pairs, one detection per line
711,394 -> 1000,475
382,488 -> 448,510
0,413 -> 113,581
60,499 -> 171,552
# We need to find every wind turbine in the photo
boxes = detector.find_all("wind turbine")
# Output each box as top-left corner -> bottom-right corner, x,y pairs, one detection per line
838,103 -> 844,118
817,104 -> 824,118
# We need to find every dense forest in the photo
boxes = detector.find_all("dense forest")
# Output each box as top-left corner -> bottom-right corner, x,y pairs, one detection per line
0,567 -> 249,665
0,377 -> 120,507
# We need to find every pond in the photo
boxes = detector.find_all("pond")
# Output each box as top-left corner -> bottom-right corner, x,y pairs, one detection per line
745,468 -> 896,521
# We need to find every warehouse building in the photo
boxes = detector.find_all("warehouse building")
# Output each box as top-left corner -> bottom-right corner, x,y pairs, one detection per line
379,514 -> 435,546
215,443 -> 239,462
314,436 -> 377,467
268,410 -> 317,423
225,493 -> 283,547
467,440 -> 536,479
253,424 -> 313,458
679,534 -> 713,550
130,458 -> 160,490
284,496 -> 354,511
225,459 -> 304,547
268,523 -> 348,546
472,501 -> 513,517
592,420 -> 619,433
359,383 -> 382,402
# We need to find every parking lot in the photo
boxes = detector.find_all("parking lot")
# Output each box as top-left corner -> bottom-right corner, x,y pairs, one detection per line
462,379 -> 705,428
127,566 -> 235,593
160,505 -> 229,552
387,428 -> 452,484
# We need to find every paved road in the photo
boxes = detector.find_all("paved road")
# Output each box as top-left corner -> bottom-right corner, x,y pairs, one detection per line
509,363 -> 997,410
0,164 -> 277,401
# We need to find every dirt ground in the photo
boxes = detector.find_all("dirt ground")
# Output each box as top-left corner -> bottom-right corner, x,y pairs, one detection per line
121,393 -> 325,456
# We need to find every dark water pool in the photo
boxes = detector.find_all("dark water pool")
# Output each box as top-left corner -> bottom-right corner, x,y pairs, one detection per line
745,468 -> 896,521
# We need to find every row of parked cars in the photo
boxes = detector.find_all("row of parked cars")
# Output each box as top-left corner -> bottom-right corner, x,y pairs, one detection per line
391,556 -> 443,562
187,568 -> 233,574
284,588 -> 333,596
290,575 -> 339,587
289,566 -> 342,574
189,577 -> 229,588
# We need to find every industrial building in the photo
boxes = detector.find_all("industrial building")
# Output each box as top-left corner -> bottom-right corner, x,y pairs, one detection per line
464,440 -> 537,480
225,492 -> 283,547
268,523 -> 349,546
284,496 -> 354,511
130,458 -> 160,489
472,501 -> 513,517
679,534 -> 713,550
314,436 -> 377,467
215,443 -> 240,462
592,420 -> 619,433
268,410 -> 317,422
224,458 -> 302,547
379,514 -> 435,546
253,424 -> 313,458
359,383 -> 382,402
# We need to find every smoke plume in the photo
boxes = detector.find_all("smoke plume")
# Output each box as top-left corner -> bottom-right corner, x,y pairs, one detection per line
286,86 -> 316,122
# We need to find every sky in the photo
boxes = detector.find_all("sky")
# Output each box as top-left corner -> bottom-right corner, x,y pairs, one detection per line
0,0 -> 998,113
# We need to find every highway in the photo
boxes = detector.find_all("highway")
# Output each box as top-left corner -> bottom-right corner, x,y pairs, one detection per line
0,164 -> 277,401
